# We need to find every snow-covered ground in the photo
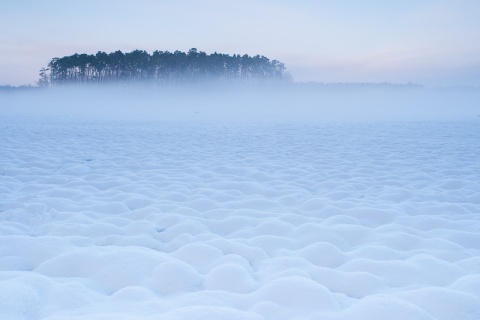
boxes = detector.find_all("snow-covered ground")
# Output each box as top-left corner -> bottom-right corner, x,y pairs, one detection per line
1,116 -> 480,319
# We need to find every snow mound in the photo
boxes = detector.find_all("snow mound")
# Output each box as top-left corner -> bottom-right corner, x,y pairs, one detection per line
1,119 -> 480,319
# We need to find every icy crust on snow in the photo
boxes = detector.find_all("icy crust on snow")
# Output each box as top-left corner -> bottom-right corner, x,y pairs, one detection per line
1,119 -> 480,320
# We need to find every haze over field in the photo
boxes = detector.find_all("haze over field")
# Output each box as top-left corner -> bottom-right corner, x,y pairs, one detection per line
1,84 -> 479,123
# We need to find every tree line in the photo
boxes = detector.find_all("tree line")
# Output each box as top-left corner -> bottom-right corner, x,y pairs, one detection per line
39,48 -> 289,86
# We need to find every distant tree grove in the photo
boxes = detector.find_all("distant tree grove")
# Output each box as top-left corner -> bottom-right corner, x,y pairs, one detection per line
39,48 -> 289,86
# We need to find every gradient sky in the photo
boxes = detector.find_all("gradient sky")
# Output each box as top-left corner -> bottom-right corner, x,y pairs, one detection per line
1,0 -> 480,86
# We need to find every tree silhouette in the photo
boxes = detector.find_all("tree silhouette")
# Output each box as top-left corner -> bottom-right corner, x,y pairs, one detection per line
41,48 -> 288,86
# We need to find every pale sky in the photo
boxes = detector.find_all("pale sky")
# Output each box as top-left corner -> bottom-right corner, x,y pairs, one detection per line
1,0 -> 480,86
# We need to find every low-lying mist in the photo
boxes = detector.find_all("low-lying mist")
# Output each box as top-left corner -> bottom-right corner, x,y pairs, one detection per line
1,83 -> 479,123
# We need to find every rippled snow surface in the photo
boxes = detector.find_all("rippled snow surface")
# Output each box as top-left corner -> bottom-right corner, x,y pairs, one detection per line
1,118 -> 480,320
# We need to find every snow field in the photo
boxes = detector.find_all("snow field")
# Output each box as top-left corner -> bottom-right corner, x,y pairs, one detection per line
1,119 -> 480,319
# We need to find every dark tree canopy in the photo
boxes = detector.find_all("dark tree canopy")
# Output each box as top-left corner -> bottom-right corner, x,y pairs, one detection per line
40,48 -> 289,86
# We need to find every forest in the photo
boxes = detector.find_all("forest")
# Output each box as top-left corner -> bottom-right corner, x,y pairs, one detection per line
39,48 -> 289,86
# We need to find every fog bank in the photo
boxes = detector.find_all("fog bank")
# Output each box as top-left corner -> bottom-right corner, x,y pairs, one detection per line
1,84 -> 479,123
